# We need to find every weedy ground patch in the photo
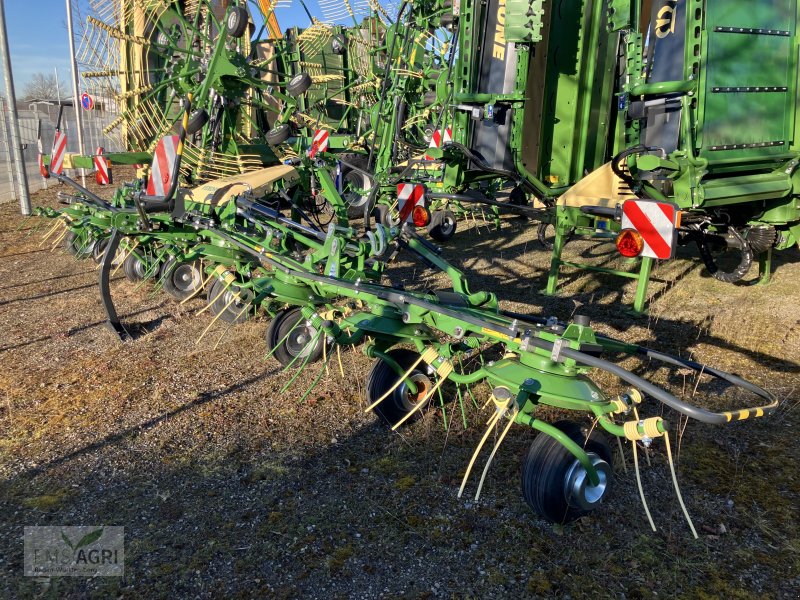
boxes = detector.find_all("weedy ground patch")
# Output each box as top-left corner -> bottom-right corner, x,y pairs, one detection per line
1,182 -> 798,598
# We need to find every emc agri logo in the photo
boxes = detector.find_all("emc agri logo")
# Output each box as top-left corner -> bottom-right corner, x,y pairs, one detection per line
24,526 -> 124,577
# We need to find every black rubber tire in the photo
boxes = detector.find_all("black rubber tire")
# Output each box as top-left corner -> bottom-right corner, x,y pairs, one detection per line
372,204 -> 398,228
697,229 -> 754,283
286,72 -> 312,97
226,6 -> 248,38
92,237 -> 110,264
366,348 -> 433,427
206,277 -> 253,324
427,209 -> 457,242
340,155 -> 373,218
186,109 -> 209,135
63,230 -> 94,258
521,420 -> 613,524
162,257 -> 204,301
265,307 -> 325,368
123,253 -> 152,283
266,123 -> 291,146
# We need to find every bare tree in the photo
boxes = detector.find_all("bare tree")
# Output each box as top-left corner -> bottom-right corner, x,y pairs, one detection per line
21,73 -> 66,102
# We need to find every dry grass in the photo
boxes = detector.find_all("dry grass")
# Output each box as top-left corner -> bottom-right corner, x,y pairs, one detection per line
0,179 -> 798,598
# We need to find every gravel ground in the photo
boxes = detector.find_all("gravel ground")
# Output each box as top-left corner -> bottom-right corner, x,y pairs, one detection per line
0,178 -> 799,599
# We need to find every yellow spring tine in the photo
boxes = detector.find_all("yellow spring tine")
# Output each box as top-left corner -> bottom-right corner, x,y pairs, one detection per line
458,410 -> 503,498
364,349 -> 438,413
39,221 -> 64,245
197,295 -> 238,345
474,409 -> 518,501
196,276 -> 234,316
336,344 -> 344,378
50,227 -> 69,250
390,375 -> 445,431
112,240 -> 139,276
364,354 -> 425,413
390,361 -> 453,431
180,263 -> 220,305
213,302 -> 251,350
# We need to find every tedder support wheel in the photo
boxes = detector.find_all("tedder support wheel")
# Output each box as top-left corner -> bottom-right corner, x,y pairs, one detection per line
162,257 -> 204,301
123,252 -> 154,283
63,230 -> 94,258
206,277 -> 253,324
265,307 -> 325,368
226,7 -> 248,38
286,72 -> 312,97
427,209 -> 457,242
366,348 -> 434,427
266,124 -> 291,146
521,420 -> 613,524
340,154 -> 373,219
186,109 -> 209,135
92,237 -> 110,264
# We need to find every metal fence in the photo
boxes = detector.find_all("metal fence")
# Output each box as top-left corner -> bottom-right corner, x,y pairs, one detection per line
0,97 -> 123,205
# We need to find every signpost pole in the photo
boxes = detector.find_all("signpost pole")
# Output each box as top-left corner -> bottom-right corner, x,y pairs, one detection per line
0,0 -> 31,214
65,0 -> 86,185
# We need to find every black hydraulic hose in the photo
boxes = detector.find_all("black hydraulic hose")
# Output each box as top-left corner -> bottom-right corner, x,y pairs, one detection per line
580,205 -> 618,218
51,173 -> 117,212
444,141 -> 524,186
556,344 -> 775,424
236,197 -> 325,241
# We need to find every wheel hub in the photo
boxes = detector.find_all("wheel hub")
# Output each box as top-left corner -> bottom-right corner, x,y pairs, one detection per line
564,452 -> 611,511
287,323 -> 318,357
399,373 -> 431,404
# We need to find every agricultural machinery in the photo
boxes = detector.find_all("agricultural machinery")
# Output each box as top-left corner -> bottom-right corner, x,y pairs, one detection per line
27,0 -> 787,529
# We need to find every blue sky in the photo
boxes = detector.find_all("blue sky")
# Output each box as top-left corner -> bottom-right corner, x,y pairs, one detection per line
4,0 -> 350,94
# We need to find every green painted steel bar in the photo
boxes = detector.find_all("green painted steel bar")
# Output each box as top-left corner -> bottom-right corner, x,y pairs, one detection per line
517,413 -> 600,487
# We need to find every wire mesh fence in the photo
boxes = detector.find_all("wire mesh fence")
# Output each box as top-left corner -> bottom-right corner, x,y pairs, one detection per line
0,96 -> 123,206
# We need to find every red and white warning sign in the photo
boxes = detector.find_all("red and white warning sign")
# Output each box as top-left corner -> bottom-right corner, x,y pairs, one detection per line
94,147 -> 112,185
37,152 -> 48,178
37,135 -> 48,178
397,183 -> 425,222
620,199 -> 680,260
50,131 -> 67,175
146,136 -> 179,196
425,127 -> 452,160
307,129 -> 329,158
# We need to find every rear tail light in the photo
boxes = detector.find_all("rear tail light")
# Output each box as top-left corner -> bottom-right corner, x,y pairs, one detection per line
616,229 -> 644,257
411,205 -> 431,227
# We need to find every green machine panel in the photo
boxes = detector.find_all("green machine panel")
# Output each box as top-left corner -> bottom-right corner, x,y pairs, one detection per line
698,0 -> 798,161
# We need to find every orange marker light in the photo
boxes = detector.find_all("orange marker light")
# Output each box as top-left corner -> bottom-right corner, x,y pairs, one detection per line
616,229 -> 645,257
412,205 -> 431,227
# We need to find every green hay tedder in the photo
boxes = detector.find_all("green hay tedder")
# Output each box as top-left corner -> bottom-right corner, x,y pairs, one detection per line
27,0 -> 793,531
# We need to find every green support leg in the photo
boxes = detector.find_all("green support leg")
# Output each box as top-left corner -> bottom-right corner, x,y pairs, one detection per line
632,257 -> 654,314
757,248 -> 772,285
544,223 -> 567,296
